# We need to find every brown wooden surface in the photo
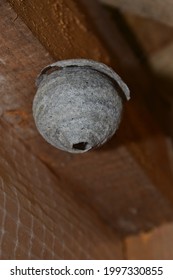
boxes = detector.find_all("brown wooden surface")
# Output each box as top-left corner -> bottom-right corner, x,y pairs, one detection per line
1,0 -> 173,259
109,8 -> 173,260
101,0 -> 173,27
109,9 -> 173,259
0,119 -> 123,259
126,222 -> 173,259
0,1 -> 124,259
8,0 -> 111,63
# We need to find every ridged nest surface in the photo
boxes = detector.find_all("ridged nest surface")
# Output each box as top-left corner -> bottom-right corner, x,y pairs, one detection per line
33,59 -> 130,153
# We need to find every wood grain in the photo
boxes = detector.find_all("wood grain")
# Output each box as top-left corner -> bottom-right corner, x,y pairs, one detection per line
0,2 -> 171,264
5,0 -> 173,238
0,3 -> 124,260
8,0 -> 110,64
0,118 -> 124,259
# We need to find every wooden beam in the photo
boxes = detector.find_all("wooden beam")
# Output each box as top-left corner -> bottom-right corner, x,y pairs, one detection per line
0,119 -> 123,259
0,1 -> 124,259
8,0 -> 110,63
4,0 -> 173,239
125,223 -> 173,259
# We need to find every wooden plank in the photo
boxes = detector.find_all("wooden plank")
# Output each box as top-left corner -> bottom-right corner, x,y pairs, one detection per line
8,0 -> 110,63
4,0 -> 173,239
0,2 -> 124,260
125,223 -> 173,259
0,119 -> 124,259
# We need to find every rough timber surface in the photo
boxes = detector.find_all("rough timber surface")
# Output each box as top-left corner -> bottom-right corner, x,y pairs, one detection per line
0,120 -> 123,259
0,1 -> 124,259
125,222 -> 173,259
8,0 -> 110,64
2,0 -> 173,259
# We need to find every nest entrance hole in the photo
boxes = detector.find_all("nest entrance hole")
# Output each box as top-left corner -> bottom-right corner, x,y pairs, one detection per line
72,142 -> 89,151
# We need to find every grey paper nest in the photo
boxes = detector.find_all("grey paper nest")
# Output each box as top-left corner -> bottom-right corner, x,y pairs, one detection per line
33,59 -> 130,153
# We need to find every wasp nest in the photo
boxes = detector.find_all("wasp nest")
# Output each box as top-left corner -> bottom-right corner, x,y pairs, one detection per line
33,59 -> 130,153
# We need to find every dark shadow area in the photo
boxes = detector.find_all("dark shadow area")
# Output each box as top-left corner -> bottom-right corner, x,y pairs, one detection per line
73,142 -> 89,151
104,6 -> 173,140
